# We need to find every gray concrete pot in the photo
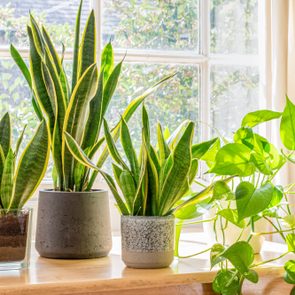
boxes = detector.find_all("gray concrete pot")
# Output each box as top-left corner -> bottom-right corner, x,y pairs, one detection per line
121,215 -> 175,269
35,190 -> 112,259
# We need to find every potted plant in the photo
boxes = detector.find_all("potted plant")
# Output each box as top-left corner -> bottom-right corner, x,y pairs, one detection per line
63,105 -> 207,268
174,103 -> 295,294
11,1 -> 173,258
0,113 -> 50,270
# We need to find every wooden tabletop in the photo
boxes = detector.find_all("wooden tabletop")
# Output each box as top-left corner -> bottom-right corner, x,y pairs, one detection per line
0,234 -> 293,295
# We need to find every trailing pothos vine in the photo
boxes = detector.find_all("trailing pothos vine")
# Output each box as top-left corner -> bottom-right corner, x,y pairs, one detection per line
174,97 -> 295,295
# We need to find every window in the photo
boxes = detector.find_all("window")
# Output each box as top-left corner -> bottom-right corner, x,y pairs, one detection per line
0,0 -> 260,165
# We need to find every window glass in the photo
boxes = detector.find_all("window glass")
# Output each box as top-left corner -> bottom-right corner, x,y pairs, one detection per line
210,65 -> 259,137
0,0 -> 90,48
106,63 -> 199,144
102,0 -> 199,51
210,0 -> 258,54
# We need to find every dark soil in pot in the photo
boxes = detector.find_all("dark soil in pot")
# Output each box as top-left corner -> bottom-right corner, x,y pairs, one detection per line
0,211 -> 29,262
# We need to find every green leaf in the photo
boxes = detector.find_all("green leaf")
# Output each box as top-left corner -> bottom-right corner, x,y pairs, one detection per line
41,62 -> 63,188
120,118 -> 140,181
81,70 -> 104,149
0,149 -> 15,209
64,130 -> 129,213
101,42 -> 114,83
64,131 -> 98,171
210,143 -> 255,176
157,123 -> 170,165
63,63 -> 98,189
103,120 -> 129,171
218,209 -> 245,228
0,112 -> 11,157
268,185 -> 283,208
192,138 -> 218,159
200,138 -> 220,168
242,110 -> 282,128
28,25 -> 55,133
280,96 -> 295,150
101,60 -> 123,121
286,234 -> 295,253
133,147 -> 148,215
159,122 -> 194,215
145,140 -> 159,215
174,200 -> 210,220
222,241 -> 254,275
72,0 -> 83,90
10,44 -> 32,87
142,105 -> 150,145
235,182 -> 273,220
212,180 -> 234,201
212,270 -> 240,295
283,215 -> 295,229
210,243 -> 226,268
119,170 -> 136,212
284,260 -> 295,284
11,120 -> 50,209
77,10 -> 96,79
41,26 -> 62,74
15,125 -> 27,157
244,269 -> 259,283
0,145 -> 5,187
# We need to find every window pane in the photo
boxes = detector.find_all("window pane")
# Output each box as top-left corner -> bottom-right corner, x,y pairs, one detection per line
102,0 -> 199,51
210,65 -> 259,137
0,0 -> 90,48
210,0 -> 258,54
0,59 -> 37,137
107,63 -> 199,142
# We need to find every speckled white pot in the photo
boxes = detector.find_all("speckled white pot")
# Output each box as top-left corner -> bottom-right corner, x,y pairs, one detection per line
121,215 -> 175,269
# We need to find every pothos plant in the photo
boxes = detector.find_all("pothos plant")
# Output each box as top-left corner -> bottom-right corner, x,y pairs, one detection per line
174,99 -> 295,294
10,0 -> 173,192
0,113 -> 50,213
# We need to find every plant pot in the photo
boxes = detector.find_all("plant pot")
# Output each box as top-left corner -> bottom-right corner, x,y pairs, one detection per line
203,208 -> 267,254
0,208 -> 32,270
121,215 -> 175,269
35,190 -> 112,259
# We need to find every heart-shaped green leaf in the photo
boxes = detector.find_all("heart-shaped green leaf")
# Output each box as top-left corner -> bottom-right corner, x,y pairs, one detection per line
235,182 -> 273,220
222,241 -> 254,275
218,209 -> 245,228
212,269 -> 240,295
242,110 -> 282,128
210,143 -> 255,176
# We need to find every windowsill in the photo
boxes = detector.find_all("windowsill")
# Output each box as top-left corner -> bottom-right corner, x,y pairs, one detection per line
0,233 -> 292,295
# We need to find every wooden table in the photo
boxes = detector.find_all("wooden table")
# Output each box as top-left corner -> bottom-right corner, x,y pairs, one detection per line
0,234 -> 293,295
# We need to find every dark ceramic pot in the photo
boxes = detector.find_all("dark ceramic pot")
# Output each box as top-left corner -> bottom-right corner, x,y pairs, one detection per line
35,190 -> 112,259
121,215 -> 175,269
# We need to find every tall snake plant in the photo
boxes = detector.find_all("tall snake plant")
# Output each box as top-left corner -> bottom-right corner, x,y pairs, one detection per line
10,0 -> 173,191
0,113 -> 50,212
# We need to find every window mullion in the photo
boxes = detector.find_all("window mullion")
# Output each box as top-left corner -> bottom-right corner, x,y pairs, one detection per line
199,0 -> 210,142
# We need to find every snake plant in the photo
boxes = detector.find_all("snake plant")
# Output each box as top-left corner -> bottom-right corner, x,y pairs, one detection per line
0,113 -> 50,212
10,0 -> 173,191
62,105 -> 207,216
